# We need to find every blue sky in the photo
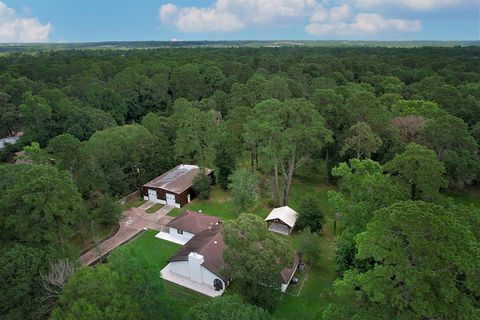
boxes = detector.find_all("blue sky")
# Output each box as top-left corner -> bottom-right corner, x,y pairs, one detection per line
0,0 -> 479,43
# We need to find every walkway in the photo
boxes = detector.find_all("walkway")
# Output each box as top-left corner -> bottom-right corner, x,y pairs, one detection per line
79,205 -> 173,266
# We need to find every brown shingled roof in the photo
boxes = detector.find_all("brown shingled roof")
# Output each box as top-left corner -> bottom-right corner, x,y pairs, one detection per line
169,224 -> 225,280
166,210 -> 219,234
143,164 -> 213,194
280,254 -> 300,284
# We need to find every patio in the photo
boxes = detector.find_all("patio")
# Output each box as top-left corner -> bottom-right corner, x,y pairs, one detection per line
160,264 -> 224,297
155,231 -> 189,245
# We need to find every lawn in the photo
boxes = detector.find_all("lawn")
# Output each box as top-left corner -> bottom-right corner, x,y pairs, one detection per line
168,186 -> 270,221
122,197 -> 146,210
111,160 -> 355,319
113,230 -> 209,313
146,203 -> 164,213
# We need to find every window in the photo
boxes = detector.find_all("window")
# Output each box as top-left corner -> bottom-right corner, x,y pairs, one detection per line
177,229 -> 183,235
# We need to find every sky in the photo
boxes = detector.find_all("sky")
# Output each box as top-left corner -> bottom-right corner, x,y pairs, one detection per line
0,0 -> 479,43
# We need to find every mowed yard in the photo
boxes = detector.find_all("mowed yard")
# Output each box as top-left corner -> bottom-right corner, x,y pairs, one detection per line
112,160 -> 480,319
129,160 -> 342,319
107,229 -> 209,310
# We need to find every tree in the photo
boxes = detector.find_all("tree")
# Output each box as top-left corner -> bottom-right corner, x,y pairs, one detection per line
0,244 -> 67,320
244,98 -> 332,206
419,115 -> 479,188
187,295 -> 271,320
192,172 -> 212,200
329,159 -> 407,274
341,122 -> 382,159
52,247 -> 175,320
214,143 -> 235,189
228,169 -> 259,213
330,201 -> 480,320
78,125 -> 172,196
47,133 -> 83,173
295,227 -> 322,266
91,195 -> 123,226
384,143 -> 447,201
0,164 -> 85,245
0,91 -> 21,136
19,92 -> 54,146
297,194 -> 325,233
175,108 -> 217,167
222,214 -> 294,311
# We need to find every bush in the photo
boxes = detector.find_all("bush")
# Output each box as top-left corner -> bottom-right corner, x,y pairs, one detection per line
295,227 -> 322,265
297,194 -> 324,233
192,172 -> 212,200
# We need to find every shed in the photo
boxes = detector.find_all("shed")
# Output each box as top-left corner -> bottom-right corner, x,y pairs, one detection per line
142,164 -> 214,208
265,206 -> 298,235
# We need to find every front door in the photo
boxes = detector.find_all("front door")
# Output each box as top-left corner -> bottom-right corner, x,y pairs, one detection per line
166,193 -> 176,206
148,189 -> 158,202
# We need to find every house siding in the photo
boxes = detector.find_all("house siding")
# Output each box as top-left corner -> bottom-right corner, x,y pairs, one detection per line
168,227 -> 195,242
169,261 -> 225,290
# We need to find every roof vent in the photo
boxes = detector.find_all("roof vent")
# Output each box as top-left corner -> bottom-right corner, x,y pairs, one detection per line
213,241 -> 218,244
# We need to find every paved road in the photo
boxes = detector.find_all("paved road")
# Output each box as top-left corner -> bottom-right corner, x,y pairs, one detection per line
79,205 -> 173,266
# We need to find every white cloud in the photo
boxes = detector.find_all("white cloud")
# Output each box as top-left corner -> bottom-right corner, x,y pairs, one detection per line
159,0 -> 319,32
159,0 -> 423,36
306,12 -> 421,36
0,1 -> 52,42
351,0 -> 476,11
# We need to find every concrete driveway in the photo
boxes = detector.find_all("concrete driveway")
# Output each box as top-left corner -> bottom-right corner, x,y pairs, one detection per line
79,205 -> 173,266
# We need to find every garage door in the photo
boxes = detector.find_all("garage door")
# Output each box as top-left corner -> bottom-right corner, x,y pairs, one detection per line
166,193 -> 176,206
148,189 -> 158,202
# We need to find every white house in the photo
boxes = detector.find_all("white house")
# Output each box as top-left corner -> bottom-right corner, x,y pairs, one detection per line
160,224 -> 226,297
265,206 -> 299,235
155,210 -> 219,245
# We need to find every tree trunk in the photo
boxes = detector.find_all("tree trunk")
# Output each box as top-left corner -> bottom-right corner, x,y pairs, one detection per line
325,148 -> 330,184
283,147 -> 297,206
273,160 -> 280,207
250,144 -> 254,172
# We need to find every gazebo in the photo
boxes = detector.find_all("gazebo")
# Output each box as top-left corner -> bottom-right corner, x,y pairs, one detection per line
265,206 -> 298,236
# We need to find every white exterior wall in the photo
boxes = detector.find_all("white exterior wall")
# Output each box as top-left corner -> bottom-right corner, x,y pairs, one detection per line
169,260 -> 225,290
201,266 -> 225,289
281,283 -> 288,292
168,228 -> 195,242
188,252 -> 204,283
169,261 -> 189,277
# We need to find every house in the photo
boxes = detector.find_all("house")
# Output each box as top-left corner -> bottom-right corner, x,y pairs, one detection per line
155,210 -> 220,245
265,206 -> 299,235
160,224 -> 227,297
159,210 -> 299,297
280,254 -> 300,292
142,164 -> 214,208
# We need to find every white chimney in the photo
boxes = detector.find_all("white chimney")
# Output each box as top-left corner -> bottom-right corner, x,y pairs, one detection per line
188,252 -> 204,283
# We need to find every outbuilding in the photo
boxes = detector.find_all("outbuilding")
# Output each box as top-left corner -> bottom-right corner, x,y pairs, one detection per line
265,206 -> 299,235
142,164 -> 213,208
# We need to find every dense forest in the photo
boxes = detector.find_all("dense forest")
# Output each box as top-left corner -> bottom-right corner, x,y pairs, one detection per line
1,46 -> 479,319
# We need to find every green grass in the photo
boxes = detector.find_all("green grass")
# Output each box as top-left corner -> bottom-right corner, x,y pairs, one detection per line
146,203 -> 164,213
122,198 -> 146,210
118,230 -> 209,312
168,186 -> 270,221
